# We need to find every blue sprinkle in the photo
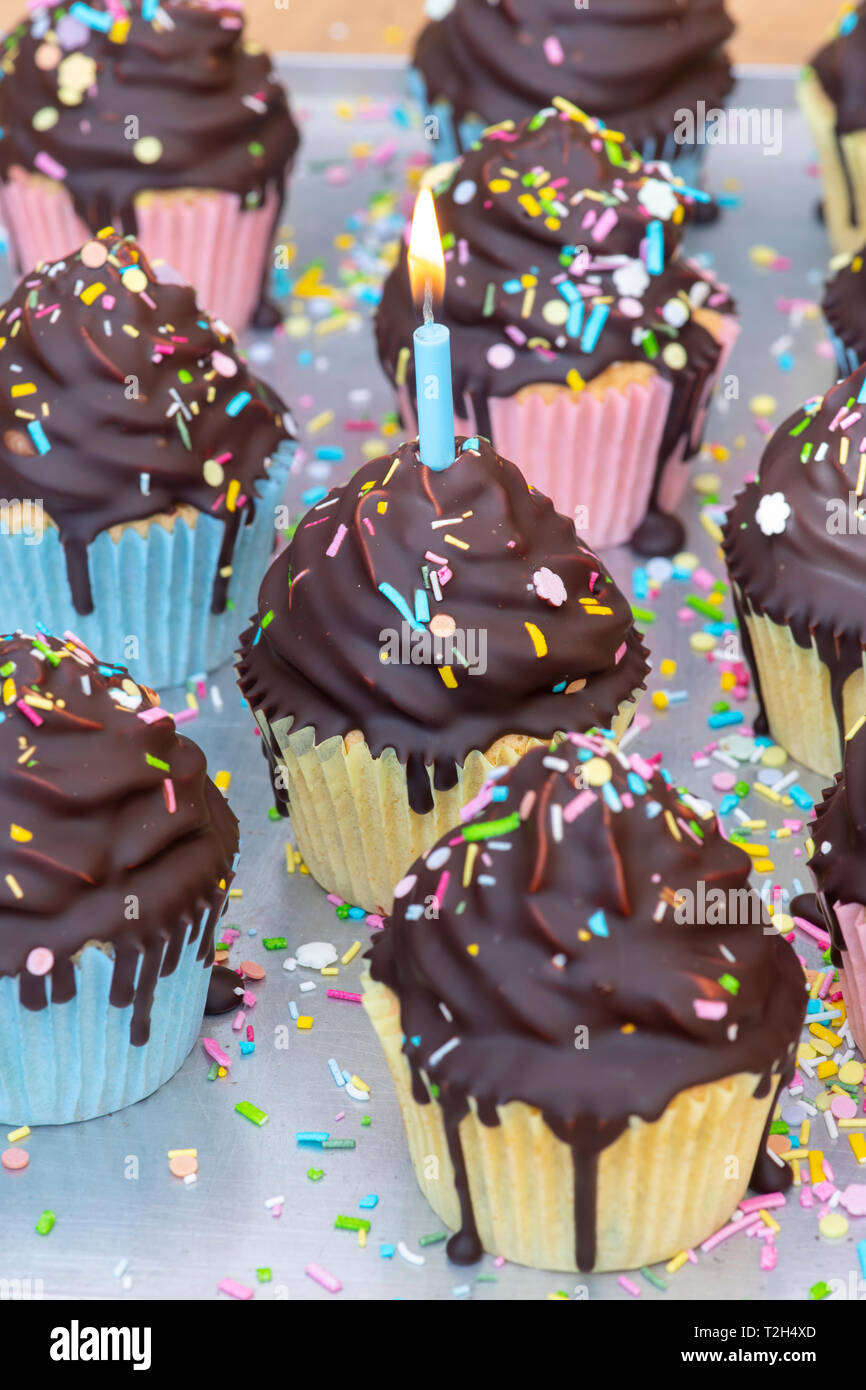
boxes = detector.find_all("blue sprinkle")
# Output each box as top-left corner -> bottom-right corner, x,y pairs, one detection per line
226,391 -> 251,417
557,280 -> 579,304
632,568 -> 648,601
378,581 -> 427,634
580,302 -> 609,353
69,2 -> 113,31
626,771 -> 647,796
587,909 -> 608,938
26,421 -> 50,455
360,1194 -> 379,1209
646,220 -> 665,275
552,680 -> 567,692
503,278 -> 522,294
348,906 -> 366,919
460,436 -> 481,452
296,1132 -> 329,1146
414,588 -> 431,623
601,782 -> 622,813
566,299 -> 585,337
301,486 -> 328,506
328,1058 -> 346,1087
288,1000 -> 299,1020
858,1240 -> 866,1279
790,785 -> 813,810
645,800 -> 663,819
315,446 -> 344,462
380,1244 -> 396,1259
708,711 -> 744,729
239,1040 -> 255,1055
718,793 -> 739,814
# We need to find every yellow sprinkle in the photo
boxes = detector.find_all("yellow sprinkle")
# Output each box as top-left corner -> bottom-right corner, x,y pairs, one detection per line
517,193 -> 542,216
228,887 -> 243,899
489,178 -> 511,193
5,874 -> 22,899
214,770 -> 231,792
738,842 -> 769,857
810,972 -> 825,999
358,1227 -> 367,1249
759,1209 -> 780,1234
462,842 -> 478,887
663,809 -> 682,842
816,1058 -> 838,1078
285,844 -> 295,875
840,1060 -> 865,1084
799,1119 -> 810,1147
810,1023 -> 842,1047
524,622 -> 548,658
167,1148 -> 197,1158
7,1126 -> 29,1143
466,943 -> 479,956
752,782 -> 782,805
395,345 -> 410,387
849,1133 -> 866,1164
296,1016 -> 313,1030
9,824 -> 32,842
438,666 -> 458,689
443,533 -> 469,550
566,368 -> 585,393
839,1118 -> 866,1129
10,382 -> 36,397
809,1151 -> 826,1185
350,1074 -> 369,1093
79,282 -> 106,306
306,410 -> 334,434
321,967 -> 339,977
225,478 -> 241,513
341,941 -> 362,966
659,659 -> 677,677
847,714 -> 866,741
753,858 -> 775,874
666,1250 -> 689,1274
122,323 -> 140,337
699,512 -> 723,544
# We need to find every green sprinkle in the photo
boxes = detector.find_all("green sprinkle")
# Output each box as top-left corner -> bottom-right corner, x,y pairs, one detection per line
256,1267 -> 272,1282
789,415 -> 812,437
307,1168 -> 325,1181
35,1210 -> 56,1236
235,1101 -> 269,1126
809,1281 -> 831,1300
770,1120 -> 789,1135
207,1061 -> 219,1081
419,1231 -> 447,1247
640,1266 -> 667,1291
261,609 -> 275,629
268,807 -> 282,821
719,973 -> 740,996
335,1216 -> 371,1232
361,1115 -> 371,1128
631,607 -> 656,625
0,662 -> 14,677
711,701 -> 730,714
733,781 -> 749,797
177,369 -> 193,384
145,754 -> 170,771
482,283 -> 496,316
685,595 -> 724,620
321,1139 -> 356,1150
461,812 -> 521,841
263,937 -> 287,950
249,140 -> 265,157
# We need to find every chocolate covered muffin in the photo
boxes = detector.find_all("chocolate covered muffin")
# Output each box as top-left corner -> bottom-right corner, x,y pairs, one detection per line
364,732 -> 805,1272
800,2 -> 866,256
723,361 -> 866,779
0,629 -> 239,1124
0,0 -> 299,329
238,435 -> 649,913
412,0 -> 735,182
0,231 -> 296,688
377,102 -> 738,555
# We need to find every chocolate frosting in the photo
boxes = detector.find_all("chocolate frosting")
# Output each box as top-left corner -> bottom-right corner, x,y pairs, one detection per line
823,245 -> 866,362
0,0 -> 298,233
414,0 -> 734,156
376,102 -> 736,554
237,436 -> 650,815
369,733 -> 805,1270
0,630 -> 239,1045
810,3 -> 866,136
722,363 -> 866,750
0,232 -> 294,615
808,720 -> 866,966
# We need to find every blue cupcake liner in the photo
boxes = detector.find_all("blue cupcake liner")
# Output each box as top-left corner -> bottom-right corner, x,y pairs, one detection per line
0,438 -> 294,689
0,915 -> 214,1125
824,322 -> 860,378
408,68 -> 711,187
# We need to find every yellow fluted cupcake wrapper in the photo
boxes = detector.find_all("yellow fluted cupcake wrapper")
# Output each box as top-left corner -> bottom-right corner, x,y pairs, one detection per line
799,71 -> 866,256
739,599 -> 866,779
256,696 -> 639,914
363,973 -> 781,1273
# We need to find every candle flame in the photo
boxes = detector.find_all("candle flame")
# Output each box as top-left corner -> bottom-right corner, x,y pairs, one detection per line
408,187 -> 445,321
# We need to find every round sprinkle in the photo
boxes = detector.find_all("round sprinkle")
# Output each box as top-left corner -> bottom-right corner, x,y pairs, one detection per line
819,1212 -> 848,1240
240,960 -> 265,981
133,136 -> 163,165
486,343 -> 515,370
1,1148 -> 29,1171
711,771 -> 736,792
662,343 -> 688,371
32,107 -> 59,131
121,266 -> 148,294
541,299 -> 570,326
393,874 -> 418,899
58,52 -> 96,90
426,846 -> 451,871
582,757 -> 612,787
662,299 -> 689,328
618,296 -> 643,318
211,350 -> 237,377
26,946 -> 54,977
646,557 -> 673,583
840,1060 -> 865,1086
169,1153 -> 198,1178
693,472 -> 720,495
689,632 -> 716,653
673,551 -> 698,572
831,1094 -> 857,1119
452,179 -> 476,205
429,613 -> 456,638
34,41 -> 61,70
750,394 -> 777,418
760,745 -> 787,768
80,239 -> 108,269
3,429 -> 34,456
203,458 -> 224,488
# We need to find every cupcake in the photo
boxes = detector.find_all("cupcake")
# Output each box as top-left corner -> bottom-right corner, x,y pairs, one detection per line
376,102 -> 738,556
0,0 -> 299,331
0,232 -> 296,690
800,3 -> 866,257
723,361 -> 866,780
809,717 -> 866,1055
412,0 -> 735,184
823,243 -> 866,376
0,629 -> 239,1125
237,435 -> 650,914
363,732 -> 805,1273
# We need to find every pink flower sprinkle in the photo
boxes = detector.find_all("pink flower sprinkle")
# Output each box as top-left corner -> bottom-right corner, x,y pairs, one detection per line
532,566 -> 567,606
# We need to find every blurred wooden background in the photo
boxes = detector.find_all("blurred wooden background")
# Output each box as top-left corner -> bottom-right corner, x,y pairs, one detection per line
0,0 -> 844,65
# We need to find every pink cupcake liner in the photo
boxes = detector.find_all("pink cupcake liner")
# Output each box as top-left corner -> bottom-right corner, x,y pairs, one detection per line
831,900 -> 866,1053
0,165 -> 281,331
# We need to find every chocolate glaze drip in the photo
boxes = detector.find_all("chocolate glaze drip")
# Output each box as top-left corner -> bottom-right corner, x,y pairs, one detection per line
0,1 -> 298,240
369,736 -> 805,1269
811,3 -> 866,137
0,630 -> 238,1045
206,962 -> 243,1013
376,104 -> 736,555
0,235 -> 293,615
723,362 -> 866,755
807,721 -> 866,967
823,245 -> 866,365
414,0 -> 734,158
237,437 -> 650,816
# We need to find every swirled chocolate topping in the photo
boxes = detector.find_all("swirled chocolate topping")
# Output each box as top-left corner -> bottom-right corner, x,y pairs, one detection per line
237,436 -> 650,815
809,3 -> 866,136
722,362 -> 866,750
0,232 -> 294,615
0,630 -> 239,1045
0,0 -> 298,233
376,102 -> 736,554
823,244 -> 866,362
414,0 -> 734,156
368,732 -> 805,1270
808,720 -> 866,966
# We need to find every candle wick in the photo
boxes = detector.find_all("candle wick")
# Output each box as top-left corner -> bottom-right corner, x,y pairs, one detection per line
423,280 -> 433,326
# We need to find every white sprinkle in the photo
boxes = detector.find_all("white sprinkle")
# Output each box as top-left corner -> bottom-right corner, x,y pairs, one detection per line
397,1241 -> 425,1267
427,1037 -> 461,1068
